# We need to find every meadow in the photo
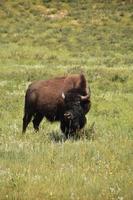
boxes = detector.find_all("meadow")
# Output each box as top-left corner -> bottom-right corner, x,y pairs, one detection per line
0,0 -> 133,199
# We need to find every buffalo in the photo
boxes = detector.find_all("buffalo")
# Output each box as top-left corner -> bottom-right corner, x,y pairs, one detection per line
22,74 -> 91,137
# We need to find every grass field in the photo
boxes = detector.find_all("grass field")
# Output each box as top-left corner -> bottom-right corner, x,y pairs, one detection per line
0,0 -> 133,199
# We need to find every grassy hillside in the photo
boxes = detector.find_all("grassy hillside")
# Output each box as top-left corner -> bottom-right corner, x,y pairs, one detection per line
0,0 -> 133,200
0,0 -> 133,67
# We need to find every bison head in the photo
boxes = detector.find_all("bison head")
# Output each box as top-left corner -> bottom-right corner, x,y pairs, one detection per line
60,88 -> 90,138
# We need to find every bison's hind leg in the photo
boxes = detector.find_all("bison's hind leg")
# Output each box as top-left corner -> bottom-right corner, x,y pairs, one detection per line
32,113 -> 44,131
22,112 -> 33,133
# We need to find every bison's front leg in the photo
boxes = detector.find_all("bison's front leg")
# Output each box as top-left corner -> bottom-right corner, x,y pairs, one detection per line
32,113 -> 44,131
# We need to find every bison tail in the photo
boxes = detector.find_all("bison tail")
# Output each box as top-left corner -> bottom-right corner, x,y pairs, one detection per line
24,89 -> 37,113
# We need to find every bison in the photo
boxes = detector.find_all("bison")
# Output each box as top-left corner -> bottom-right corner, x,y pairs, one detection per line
22,74 -> 91,137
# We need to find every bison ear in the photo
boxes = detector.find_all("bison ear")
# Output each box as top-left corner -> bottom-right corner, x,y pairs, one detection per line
62,92 -> 65,99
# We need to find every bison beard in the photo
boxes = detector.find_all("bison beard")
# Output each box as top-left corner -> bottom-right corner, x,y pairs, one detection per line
22,74 -> 91,137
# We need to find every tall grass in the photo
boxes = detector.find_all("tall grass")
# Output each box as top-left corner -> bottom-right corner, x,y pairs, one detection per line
0,0 -> 133,199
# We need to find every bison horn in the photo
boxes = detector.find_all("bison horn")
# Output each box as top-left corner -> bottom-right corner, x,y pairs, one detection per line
80,94 -> 90,101
62,92 -> 65,99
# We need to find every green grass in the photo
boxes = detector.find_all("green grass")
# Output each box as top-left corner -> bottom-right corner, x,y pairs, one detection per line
0,0 -> 133,199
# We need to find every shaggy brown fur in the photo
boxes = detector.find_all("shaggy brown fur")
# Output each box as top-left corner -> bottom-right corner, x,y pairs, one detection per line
22,74 -> 91,133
